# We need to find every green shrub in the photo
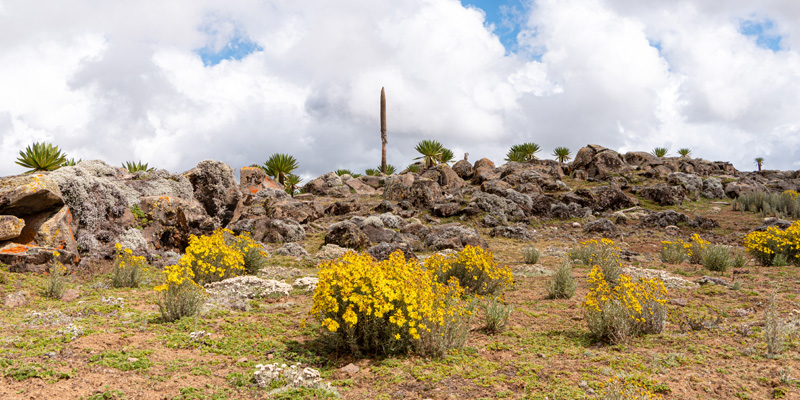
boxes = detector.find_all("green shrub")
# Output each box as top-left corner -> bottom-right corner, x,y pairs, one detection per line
701,244 -> 732,272
732,249 -> 748,269
111,244 -> 147,288
765,293 -> 789,356
734,190 -> 800,219
772,253 -> 789,267
522,245 -> 540,264
547,259 -> 577,299
122,161 -> 153,173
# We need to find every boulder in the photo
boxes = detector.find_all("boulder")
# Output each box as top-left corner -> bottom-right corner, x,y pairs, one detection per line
623,151 -> 658,167
343,177 -> 378,195
423,223 -> 488,251
471,158 -> 499,184
384,175 -> 444,210
752,217 -> 793,232
305,172 -> 350,198
242,188 -> 323,224
562,186 -> 637,212
183,160 -> 242,228
325,200 -> 361,216
324,221 -> 369,249
469,192 -> 516,223
0,215 -> 25,241
489,225 -> 535,240
229,218 -> 305,243
391,232 -> 425,252
0,243 -> 78,268
0,173 -> 64,215
138,195 -> 214,250
420,164 -> 466,190
635,184 -> 685,206
451,160 -> 474,180
724,180 -> 764,198
240,166 -> 282,199
701,177 -> 725,199
583,218 -> 617,234
366,242 -> 416,262
314,244 -> 349,260
641,210 -> 689,227
549,202 -> 592,220
275,242 -> 309,258
361,224 -> 395,244
432,202 -> 462,218
378,213 -> 404,229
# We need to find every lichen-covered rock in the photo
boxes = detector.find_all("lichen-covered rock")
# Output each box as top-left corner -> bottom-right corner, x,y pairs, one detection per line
451,159 -> 474,180
228,218 -> 305,243
305,172 -> 350,198
378,213 -> 403,229
562,186 -> 637,212
549,202 -> 592,220
0,173 -> 64,215
183,160 -> 242,228
432,202 -> 461,217
701,177 -> 725,199
314,243 -> 349,260
343,176 -> 378,195
489,225 -> 535,240
275,242 -> 309,257
325,200 -> 361,216
423,223 -> 488,251
667,172 -> 703,194
573,145 -> 631,180
384,175 -> 444,210
420,164 -> 466,190
139,195 -> 214,250
240,166 -> 282,199
205,276 -> 292,300
471,158 -> 499,185
361,224 -> 395,244
641,210 -> 689,227
0,215 -> 25,241
324,221 -> 369,249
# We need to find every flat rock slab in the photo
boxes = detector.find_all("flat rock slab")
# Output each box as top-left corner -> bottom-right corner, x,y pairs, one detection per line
0,174 -> 64,215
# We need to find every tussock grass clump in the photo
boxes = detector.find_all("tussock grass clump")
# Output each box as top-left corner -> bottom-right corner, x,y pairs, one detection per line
522,245 -> 540,264
111,244 -> 148,288
765,293 -> 790,357
734,190 -> 800,219
583,266 -> 668,344
482,296 -> 512,334
701,244 -> 732,272
45,256 -> 67,299
546,259 -> 576,299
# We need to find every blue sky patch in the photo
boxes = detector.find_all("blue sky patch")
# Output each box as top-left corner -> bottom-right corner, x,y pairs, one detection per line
739,18 -> 782,51
196,34 -> 263,66
462,0 -> 527,52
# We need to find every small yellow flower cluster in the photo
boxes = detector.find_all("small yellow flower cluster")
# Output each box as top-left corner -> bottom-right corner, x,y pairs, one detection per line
583,266 -> 668,344
783,190 -> 799,201
311,250 -> 471,356
599,377 -> 665,400
661,234 -> 708,264
111,243 -> 149,288
744,221 -> 800,266
424,245 -> 513,295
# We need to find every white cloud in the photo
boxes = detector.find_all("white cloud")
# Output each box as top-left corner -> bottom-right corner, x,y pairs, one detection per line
1,0 -> 799,179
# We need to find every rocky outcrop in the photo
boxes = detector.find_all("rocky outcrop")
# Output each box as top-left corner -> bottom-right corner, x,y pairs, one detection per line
634,184 -> 685,206
573,145 -> 631,180
451,160 -> 474,180
489,225 -> 535,240
701,177 -> 725,199
228,218 -> 305,243
420,164 -> 466,191
667,172 -> 703,194
561,186 -> 638,212
383,175 -> 444,209
583,218 -> 617,233
471,158 -> 499,185
183,160 -> 242,228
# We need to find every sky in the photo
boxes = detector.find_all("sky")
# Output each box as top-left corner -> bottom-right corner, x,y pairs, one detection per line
2,0 -> 800,181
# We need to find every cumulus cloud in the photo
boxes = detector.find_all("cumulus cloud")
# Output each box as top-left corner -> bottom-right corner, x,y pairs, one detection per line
1,0 -> 799,179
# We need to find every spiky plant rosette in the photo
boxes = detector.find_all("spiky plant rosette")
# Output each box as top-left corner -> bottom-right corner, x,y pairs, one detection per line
15,142 -> 68,173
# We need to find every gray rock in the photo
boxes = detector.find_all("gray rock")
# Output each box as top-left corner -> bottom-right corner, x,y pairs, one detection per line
275,242 -> 309,257
229,218 -> 305,243
324,221 -> 369,249
378,213 -> 403,229
583,218 -> 617,233
641,210 -> 689,227
668,172 -> 703,194
366,242 -> 416,261
489,225 -> 535,240
361,224 -> 396,244
423,223 -> 488,251
183,160 -> 242,228
117,228 -> 148,251
451,159 -> 474,180
0,215 -> 25,241
634,184 -> 685,206
549,202 -> 592,220
314,243 -> 349,260
305,172 -> 350,198
701,177 -> 725,199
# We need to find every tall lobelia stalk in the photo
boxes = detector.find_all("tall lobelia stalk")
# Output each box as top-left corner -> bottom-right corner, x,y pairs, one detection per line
381,87 -> 387,174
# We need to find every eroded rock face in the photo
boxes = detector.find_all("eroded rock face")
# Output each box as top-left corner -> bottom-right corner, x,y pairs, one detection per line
573,145 -> 631,180
451,160 -> 474,180
139,195 -> 214,250
183,160 -> 242,228
0,215 -> 25,241
634,184 -> 686,206
562,186 -> 637,212
305,172 -> 350,198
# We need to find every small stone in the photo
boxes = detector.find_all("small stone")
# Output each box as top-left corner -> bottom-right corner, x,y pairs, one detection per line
579,380 -> 589,390
44,352 -> 56,358
4,291 -> 28,308
237,357 -> 248,363
670,298 -> 688,307
267,353 -> 274,360
61,289 -> 80,302
127,357 -> 139,363
665,225 -> 679,235
571,222 -> 581,228
340,363 -> 360,375
537,353 -> 546,358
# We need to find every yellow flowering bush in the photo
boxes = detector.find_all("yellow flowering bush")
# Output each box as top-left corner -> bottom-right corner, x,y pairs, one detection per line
311,250 -> 472,357
182,229 -> 268,285
744,221 -> 800,266
424,245 -> 513,295
599,377 -> 664,400
583,266 -> 668,344
111,243 -> 149,288
569,238 -> 623,284
154,263 -> 205,322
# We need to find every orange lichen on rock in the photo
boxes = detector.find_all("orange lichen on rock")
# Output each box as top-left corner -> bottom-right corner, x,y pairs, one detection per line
0,244 -> 30,254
